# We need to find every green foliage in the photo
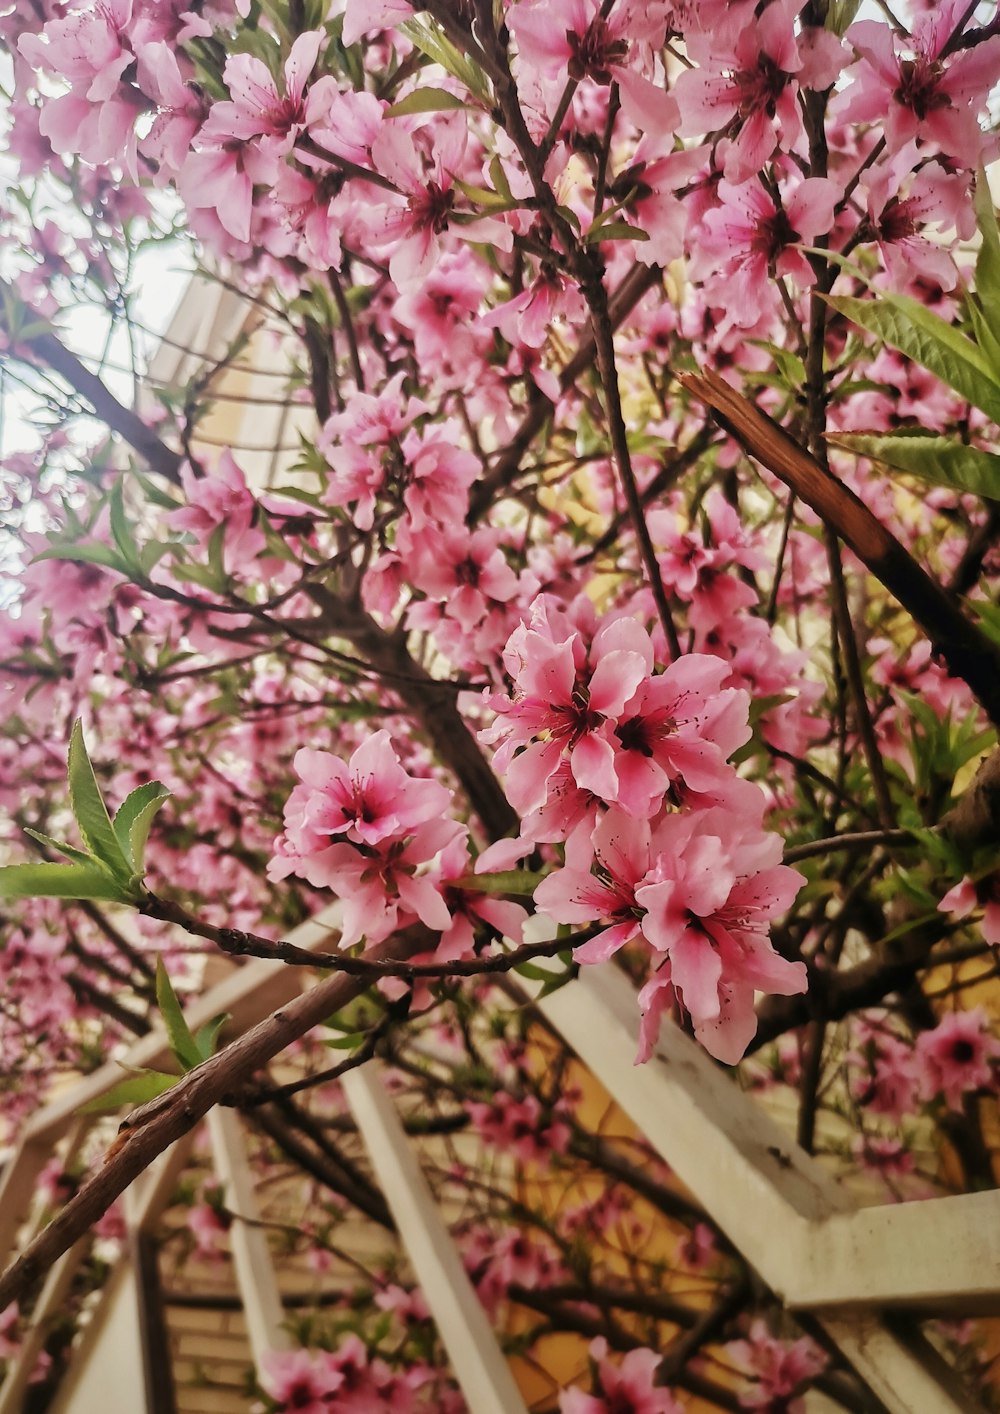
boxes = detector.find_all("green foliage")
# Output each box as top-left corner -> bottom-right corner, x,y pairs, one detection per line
827,431 -> 1000,502
156,957 -> 230,1072
78,1068 -> 180,1114
825,292 -> 1000,424
388,87 -> 467,116
0,721 -> 169,905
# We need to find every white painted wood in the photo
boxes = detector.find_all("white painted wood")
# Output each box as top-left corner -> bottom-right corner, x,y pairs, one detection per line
207,1107 -> 291,1361
0,1240 -> 91,1414
798,1192 -> 1000,1314
822,1316 -> 987,1414
519,962 -> 987,1414
343,1062 -> 530,1414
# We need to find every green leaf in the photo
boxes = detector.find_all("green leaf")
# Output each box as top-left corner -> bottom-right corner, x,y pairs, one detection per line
195,1012 -> 231,1061
388,86 -> 467,116
828,431 -> 1000,501
324,1031 -> 366,1050
155,956 -> 202,1072
452,178 -> 519,213
824,293 -> 1000,424
78,1069 -> 179,1114
454,869 -> 546,896
975,170 -> 1000,315
22,828 -> 95,866
68,721 -> 132,881
0,860 -> 128,902
112,781 -> 171,874
109,476 -> 139,566
400,16 -> 492,102
32,542 -> 130,573
489,154 -> 513,203
584,220 -> 649,244
826,0 -> 863,33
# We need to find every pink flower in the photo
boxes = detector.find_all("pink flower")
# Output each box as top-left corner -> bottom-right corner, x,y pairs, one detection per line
938,874 -> 1000,947
367,116 -> 512,288
534,809 -> 652,963
281,731 -> 452,850
635,809 -> 807,1063
694,176 -> 840,329
612,653 -> 751,817
467,1091 -> 570,1165
839,1 -> 1000,168
204,30 -> 324,157
483,599 -> 654,814
674,0 -> 837,184
726,1321 -> 826,1411
914,1009 -> 1000,1110
171,451 -> 265,569
859,145 -> 973,291
260,1348 -> 343,1413
559,1337 -> 683,1414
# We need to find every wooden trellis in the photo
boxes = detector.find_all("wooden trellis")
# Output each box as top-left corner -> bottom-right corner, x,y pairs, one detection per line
0,903 -> 995,1413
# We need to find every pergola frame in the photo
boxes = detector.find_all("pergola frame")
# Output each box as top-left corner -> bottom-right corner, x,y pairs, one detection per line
0,906 -> 995,1413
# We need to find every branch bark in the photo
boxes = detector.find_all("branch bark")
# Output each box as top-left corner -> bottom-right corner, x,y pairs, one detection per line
681,367 -> 1000,727
0,930 -> 424,1312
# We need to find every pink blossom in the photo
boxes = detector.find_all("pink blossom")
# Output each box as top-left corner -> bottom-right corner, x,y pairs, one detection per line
672,0 -> 843,184
694,176 -> 840,330
612,654 -> 751,817
840,2 -> 1000,168
259,1348 -> 343,1413
172,451 -> 265,569
483,599 -> 654,814
914,1009 -> 1000,1110
634,809 -> 807,1063
204,31 -> 324,158
467,1091 -> 570,1165
938,874 -> 1000,947
367,116 -> 512,289
281,731 -> 452,851
726,1321 -> 826,1411
535,809 -> 652,963
559,1337 -> 682,1414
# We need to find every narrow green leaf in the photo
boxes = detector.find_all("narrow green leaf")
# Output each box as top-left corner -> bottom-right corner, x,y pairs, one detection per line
78,1069 -> 179,1114
109,477 -> 139,565
825,293 -> 1000,424
112,781 -> 171,873
584,220 -> 649,244
388,86 -> 466,116
32,543 -> 129,572
489,154 -> 513,203
975,170 -> 1000,315
68,721 -> 132,880
195,1012 -> 231,1062
454,869 -> 546,896
22,828 -> 95,866
0,860 -> 128,902
324,1031 -> 366,1050
155,956 -> 202,1072
828,431 -> 1000,501
452,178 -> 519,212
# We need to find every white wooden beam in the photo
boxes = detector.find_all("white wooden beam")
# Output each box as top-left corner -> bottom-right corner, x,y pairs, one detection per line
797,1192 -> 1000,1314
0,1240 -> 90,1414
343,1062 -> 530,1414
207,1107 -> 291,1362
521,962 -> 987,1414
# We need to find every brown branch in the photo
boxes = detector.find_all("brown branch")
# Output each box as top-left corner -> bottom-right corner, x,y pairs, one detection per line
16,324 -> 184,485
140,891 -> 582,980
0,930 -> 424,1312
680,368 -> 1000,727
